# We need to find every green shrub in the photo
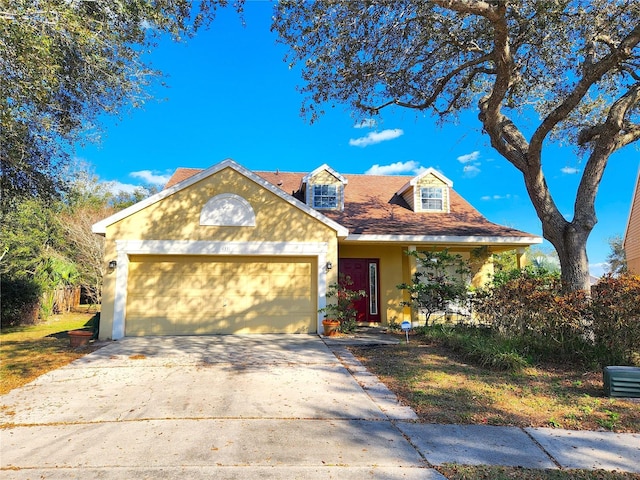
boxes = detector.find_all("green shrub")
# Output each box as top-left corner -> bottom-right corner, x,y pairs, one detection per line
398,249 -> 471,326
473,267 -> 592,361
0,277 -> 42,327
471,269 -> 640,367
415,324 -> 530,372
591,274 -> 640,366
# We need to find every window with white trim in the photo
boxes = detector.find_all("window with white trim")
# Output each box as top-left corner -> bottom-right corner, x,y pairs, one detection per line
313,184 -> 338,209
420,187 -> 444,211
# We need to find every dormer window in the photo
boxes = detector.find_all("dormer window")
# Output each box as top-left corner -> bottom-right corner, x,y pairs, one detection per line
302,163 -> 348,211
396,167 -> 453,213
420,187 -> 444,211
313,184 -> 338,209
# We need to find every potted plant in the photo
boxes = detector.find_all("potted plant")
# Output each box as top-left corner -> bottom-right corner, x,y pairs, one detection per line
319,274 -> 366,336
68,329 -> 93,347
68,312 -> 100,347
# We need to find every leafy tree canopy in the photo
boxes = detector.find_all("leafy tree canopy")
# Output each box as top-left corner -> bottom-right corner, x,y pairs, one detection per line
273,0 -> 640,292
606,235 -> 628,275
0,0 -> 239,211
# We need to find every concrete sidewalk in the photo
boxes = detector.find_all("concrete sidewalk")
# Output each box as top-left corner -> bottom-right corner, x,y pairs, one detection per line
331,345 -> 640,473
1,335 -> 638,479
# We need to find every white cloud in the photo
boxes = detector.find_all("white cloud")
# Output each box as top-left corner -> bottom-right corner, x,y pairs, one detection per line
561,166 -> 580,175
349,128 -> 404,147
463,164 -> 481,177
365,160 -> 422,175
589,262 -> 608,278
481,194 -> 513,201
354,118 -> 377,129
103,180 -> 140,195
457,151 -> 480,163
130,169 -> 172,185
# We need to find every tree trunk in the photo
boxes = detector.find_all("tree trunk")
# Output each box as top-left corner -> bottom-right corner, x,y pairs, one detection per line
550,223 -> 592,293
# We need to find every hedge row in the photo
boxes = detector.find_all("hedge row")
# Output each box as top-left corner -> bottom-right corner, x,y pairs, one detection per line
473,272 -> 640,366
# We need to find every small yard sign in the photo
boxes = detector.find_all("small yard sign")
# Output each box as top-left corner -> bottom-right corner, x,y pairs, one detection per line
401,321 -> 411,343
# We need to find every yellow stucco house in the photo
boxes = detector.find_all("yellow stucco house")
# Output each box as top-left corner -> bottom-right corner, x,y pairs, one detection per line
93,159 -> 541,340
624,168 -> 640,274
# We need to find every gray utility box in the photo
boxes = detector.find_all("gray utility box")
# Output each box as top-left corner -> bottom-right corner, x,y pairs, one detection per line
603,366 -> 640,398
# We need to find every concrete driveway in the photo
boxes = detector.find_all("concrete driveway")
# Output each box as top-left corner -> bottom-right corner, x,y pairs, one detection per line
0,335 -> 440,479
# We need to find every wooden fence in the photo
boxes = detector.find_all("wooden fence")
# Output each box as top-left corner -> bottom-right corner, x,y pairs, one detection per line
52,286 -> 81,313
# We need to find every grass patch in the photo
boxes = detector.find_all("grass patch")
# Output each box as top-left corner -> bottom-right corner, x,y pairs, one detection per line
436,465 -> 640,479
0,312 -> 101,395
350,336 -> 640,433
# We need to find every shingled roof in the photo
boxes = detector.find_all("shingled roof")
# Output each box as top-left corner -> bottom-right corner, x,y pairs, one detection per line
165,166 -> 536,241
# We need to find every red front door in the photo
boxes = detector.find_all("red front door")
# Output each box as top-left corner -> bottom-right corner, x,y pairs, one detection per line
339,258 -> 381,322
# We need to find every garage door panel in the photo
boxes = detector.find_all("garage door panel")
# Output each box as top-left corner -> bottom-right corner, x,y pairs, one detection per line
127,296 -> 175,315
223,275 -> 272,296
268,262 -> 311,275
136,275 -> 179,294
180,275 -> 207,291
126,316 -> 175,336
127,274 -> 161,292
125,256 -> 316,336
246,296 -> 311,315
175,296 -> 207,314
199,275 -> 227,291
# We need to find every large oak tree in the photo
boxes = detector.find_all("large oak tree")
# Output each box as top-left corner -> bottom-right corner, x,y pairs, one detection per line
273,0 -> 640,292
0,0 -> 238,212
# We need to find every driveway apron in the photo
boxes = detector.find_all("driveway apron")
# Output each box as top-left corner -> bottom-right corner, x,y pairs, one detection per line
1,335 -> 441,479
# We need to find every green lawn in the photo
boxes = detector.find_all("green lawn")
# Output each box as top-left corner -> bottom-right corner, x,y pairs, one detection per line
351,339 -> 639,433
436,465 -> 640,479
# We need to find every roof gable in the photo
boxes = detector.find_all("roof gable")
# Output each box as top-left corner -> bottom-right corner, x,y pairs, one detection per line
302,163 -> 348,185
92,159 -> 348,237
397,167 -> 453,196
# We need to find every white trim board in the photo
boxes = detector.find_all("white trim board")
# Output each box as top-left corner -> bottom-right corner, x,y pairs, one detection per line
342,234 -> 542,245
110,240 -> 330,340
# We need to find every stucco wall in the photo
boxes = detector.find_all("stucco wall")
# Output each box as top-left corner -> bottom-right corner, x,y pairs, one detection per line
338,244 -> 407,325
336,244 -> 496,326
99,167 -> 339,339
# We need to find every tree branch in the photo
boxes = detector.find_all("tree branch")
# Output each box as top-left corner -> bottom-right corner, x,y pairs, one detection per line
577,82 -> 640,148
431,0 -> 501,21
574,83 -> 640,230
616,123 -> 640,149
530,24 -> 640,159
359,54 -> 493,114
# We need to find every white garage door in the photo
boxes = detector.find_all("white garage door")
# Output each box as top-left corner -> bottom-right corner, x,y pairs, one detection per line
125,255 -> 316,335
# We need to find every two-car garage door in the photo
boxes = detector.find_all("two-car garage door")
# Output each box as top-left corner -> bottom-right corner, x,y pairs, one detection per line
125,255 -> 316,335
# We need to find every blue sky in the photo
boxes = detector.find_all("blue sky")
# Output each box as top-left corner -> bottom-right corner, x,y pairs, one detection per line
77,2 -> 639,276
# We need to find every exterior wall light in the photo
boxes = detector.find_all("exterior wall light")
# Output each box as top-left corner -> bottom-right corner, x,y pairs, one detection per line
326,261 -> 333,270
108,260 -> 117,269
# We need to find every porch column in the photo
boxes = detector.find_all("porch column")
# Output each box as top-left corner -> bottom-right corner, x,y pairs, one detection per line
407,246 -> 418,324
516,247 -> 527,269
